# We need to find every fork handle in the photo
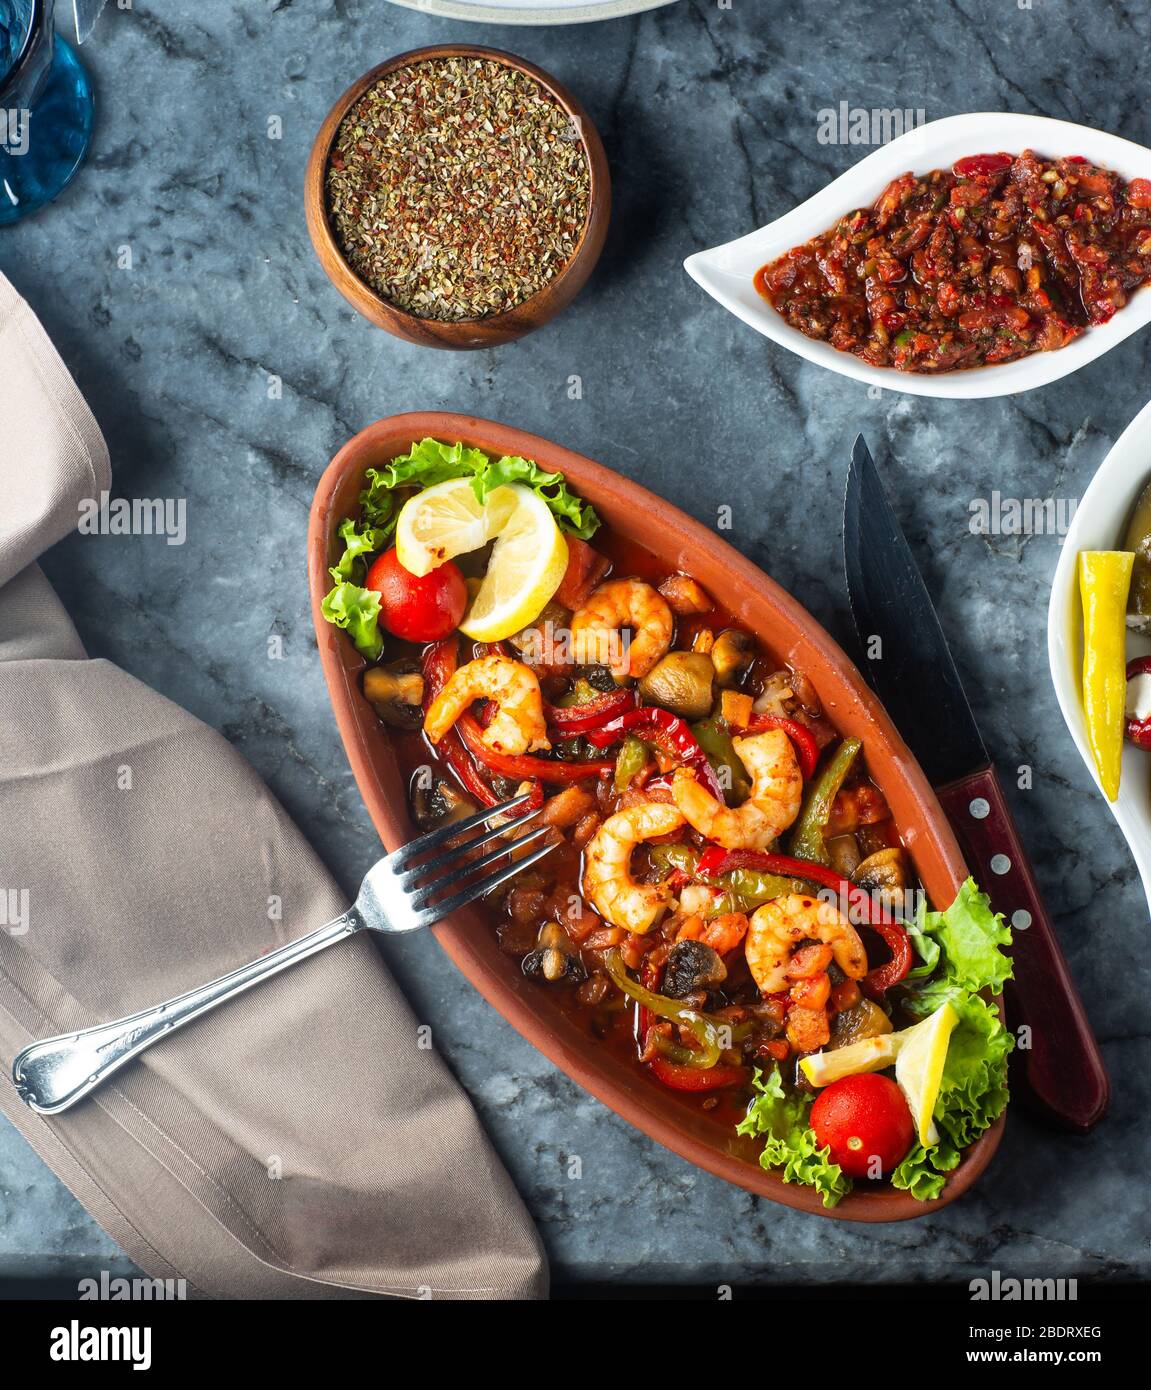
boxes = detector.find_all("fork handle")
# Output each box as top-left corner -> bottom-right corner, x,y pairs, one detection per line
12,911 -> 362,1115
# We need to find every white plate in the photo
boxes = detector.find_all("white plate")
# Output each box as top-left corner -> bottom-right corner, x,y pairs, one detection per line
384,0 -> 677,24
685,112 -> 1151,400
1048,398 -> 1151,914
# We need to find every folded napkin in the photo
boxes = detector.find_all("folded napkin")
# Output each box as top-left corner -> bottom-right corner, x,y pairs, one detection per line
0,272 -> 546,1299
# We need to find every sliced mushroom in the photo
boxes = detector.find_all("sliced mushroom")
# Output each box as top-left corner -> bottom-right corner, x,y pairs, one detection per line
523,921 -> 585,984
410,776 -> 477,832
364,660 -> 425,729
711,629 -> 755,688
662,939 -> 727,998
637,651 -> 716,719
853,847 -> 908,894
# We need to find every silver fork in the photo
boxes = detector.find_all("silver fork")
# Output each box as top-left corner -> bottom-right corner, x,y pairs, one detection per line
11,793 -> 553,1116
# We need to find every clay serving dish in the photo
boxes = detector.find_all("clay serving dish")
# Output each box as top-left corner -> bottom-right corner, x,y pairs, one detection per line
304,45 -> 611,350
308,412 -> 1006,1220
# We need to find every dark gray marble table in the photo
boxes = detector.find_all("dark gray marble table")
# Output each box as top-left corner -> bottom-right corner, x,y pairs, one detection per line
2,0 -> 1148,1293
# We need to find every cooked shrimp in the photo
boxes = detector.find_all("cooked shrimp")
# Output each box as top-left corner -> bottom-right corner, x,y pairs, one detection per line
671,728 -> 802,849
744,894 -> 867,995
569,579 -> 674,681
582,801 -> 686,934
424,654 -> 549,755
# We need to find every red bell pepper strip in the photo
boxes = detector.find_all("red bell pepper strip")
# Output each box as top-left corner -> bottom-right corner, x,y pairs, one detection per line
1125,655 -> 1151,751
586,707 -> 724,800
694,848 -> 912,996
746,712 -> 820,780
953,152 -> 1013,179
458,714 -> 615,782
545,686 -> 636,734
648,1057 -> 747,1091
424,638 -> 615,785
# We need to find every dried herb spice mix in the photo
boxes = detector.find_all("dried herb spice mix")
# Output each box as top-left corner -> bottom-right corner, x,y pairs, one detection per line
326,57 -> 592,322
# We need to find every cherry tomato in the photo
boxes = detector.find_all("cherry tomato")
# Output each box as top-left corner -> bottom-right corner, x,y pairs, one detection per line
365,547 -> 467,643
810,1073 -> 914,1179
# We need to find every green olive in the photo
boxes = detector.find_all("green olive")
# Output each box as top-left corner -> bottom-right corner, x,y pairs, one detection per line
710,629 -> 755,688
638,651 -> 716,719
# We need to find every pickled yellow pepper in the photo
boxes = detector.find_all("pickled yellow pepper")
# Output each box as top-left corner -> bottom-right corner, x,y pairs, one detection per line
1079,550 -> 1135,801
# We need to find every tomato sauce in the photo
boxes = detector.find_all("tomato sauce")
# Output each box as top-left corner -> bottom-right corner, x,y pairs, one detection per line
379,525 -> 911,1141
757,149 -> 1151,372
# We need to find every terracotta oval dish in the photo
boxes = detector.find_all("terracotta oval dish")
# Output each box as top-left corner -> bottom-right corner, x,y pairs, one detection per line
305,46 -> 611,350
307,412 -> 1006,1220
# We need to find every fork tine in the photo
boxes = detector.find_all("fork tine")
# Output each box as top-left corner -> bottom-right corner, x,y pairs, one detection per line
408,824 -> 555,908
386,791 -> 532,870
394,805 -> 543,886
410,838 -> 560,931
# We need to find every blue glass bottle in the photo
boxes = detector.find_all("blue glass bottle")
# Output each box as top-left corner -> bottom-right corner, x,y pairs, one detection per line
0,0 -> 94,225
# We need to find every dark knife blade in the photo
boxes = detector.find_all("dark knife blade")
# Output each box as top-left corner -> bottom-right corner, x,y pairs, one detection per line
843,436 -> 988,786
843,433 -> 1108,1134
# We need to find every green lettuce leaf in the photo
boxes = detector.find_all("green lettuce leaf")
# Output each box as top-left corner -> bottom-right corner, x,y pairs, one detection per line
910,878 -> 1013,995
904,913 -> 941,980
474,453 -> 600,539
737,1066 -> 851,1209
329,517 -> 387,585
886,879 -> 1014,1200
320,582 -> 383,661
359,438 -> 601,539
891,1137 -> 961,1201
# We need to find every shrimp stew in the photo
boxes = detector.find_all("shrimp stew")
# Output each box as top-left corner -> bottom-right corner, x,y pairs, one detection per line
322,438 -> 1014,1208
757,150 -> 1151,373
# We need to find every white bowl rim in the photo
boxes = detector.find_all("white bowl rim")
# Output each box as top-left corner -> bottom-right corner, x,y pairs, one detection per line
1047,395 -> 1151,917
382,0 -> 676,24
685,111 -> 1151,400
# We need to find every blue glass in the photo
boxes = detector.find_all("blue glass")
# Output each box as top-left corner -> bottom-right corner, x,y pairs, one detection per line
0,0 -> 94,225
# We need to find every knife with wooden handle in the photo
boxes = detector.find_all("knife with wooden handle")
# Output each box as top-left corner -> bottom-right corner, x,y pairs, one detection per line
844,435 -> 1109,1133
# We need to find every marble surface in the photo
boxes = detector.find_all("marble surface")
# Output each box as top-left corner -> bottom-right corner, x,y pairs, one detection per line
2,0 -> 1150,1293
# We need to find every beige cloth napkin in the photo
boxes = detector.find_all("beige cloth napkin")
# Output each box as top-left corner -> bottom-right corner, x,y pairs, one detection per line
0,272 -> 547,1300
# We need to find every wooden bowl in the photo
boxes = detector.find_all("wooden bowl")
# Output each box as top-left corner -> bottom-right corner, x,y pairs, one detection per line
308,413 -> 1007,1220
304,46 -> 611,350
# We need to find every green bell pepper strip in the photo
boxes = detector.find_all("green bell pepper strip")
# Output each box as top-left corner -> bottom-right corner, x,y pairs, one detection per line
788,736 -> 861,864
709,868 -> 810,915
604,950 -> 723,1068
691,719 -> 751,806
613,735 -> 650,793
647,843 -> 700,876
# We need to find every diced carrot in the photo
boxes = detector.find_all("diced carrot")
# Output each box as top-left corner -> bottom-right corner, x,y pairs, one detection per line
786,943 -> 834,979
541,785 -> 597,828
720,690 -> 754,728
790,972 -> 831,1011
700,912 -> 749,955
675,914 -> 706,942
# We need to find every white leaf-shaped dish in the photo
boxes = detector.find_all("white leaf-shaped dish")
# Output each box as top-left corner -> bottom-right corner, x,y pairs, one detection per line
1048,397 -> 1151,914
684,112 -> 1151,400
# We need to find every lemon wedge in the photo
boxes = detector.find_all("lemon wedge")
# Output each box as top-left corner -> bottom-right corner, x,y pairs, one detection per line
800,1035 -> 899,1087
395,477 -> 518,578
458,486 -> 568,642
894,1002 -> 958,1148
